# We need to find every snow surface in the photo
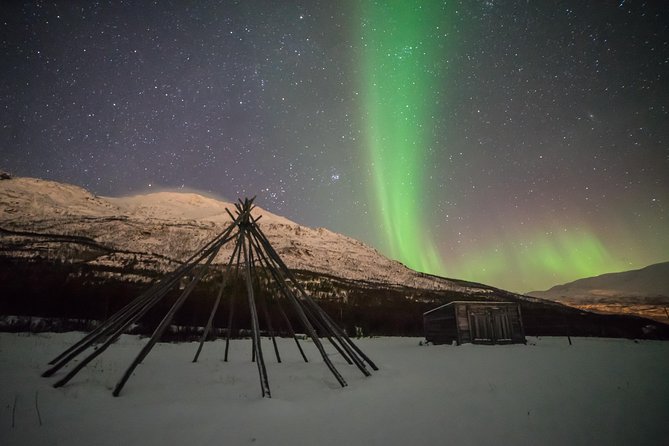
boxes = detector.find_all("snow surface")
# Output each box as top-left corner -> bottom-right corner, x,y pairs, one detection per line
1,333 -> 668,446
107,191 -> 295,226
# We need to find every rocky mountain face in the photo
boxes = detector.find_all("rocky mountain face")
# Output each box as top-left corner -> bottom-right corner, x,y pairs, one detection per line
527,263 -> 669,323
1,176 -> 667,339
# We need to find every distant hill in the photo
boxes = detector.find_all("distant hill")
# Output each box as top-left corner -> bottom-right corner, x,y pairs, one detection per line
527,262 -> 669,322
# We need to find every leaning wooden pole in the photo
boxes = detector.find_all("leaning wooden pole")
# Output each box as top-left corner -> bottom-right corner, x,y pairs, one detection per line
224,234 -> 244,362
51,232 -> 234,388
45,263 -> 201,380
112,246 -> 221,396
44,226 -> 238,378
224,291 -> 236,362
254,222 -> 376,370
315,304 -> 379,371
260,295 -> 281,363
248,226 -> 343,358
251,223 -> 372,375
46,262 -> 197,374
193,235 -> 242,363
47,225 -> 236,366
247,226 -> 347,388
44,284 -> 164,378
247,232 -> 308,362
240,222 -> 271,398
52,287 -> 175,388
279,303 -> 308,362
248,242 -> 281,363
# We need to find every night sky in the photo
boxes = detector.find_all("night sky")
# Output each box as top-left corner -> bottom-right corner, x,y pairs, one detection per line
2,1 -> 668,293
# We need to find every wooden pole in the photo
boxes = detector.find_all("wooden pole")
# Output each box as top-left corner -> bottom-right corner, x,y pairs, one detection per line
298,297 -> 354,364
251,224 -> 373,375
264,226 -> 377,371
248,241 -> 281,364
193,234 -> 242,362
309,302 -> 378,371
52,278 -> 185,387
46,265 -> 193,373
45,274 -> 181,379
248,240 -> 258,364
54,237 -> 232,389
246,226 -> 347,387
240,219 -> 271,398
251,331 -> 256,362
280,303 -> 308,362
250,229 -> 346,363
224,234 -> 244,362
44,226 -> 238,377
261,297 -> 281,363
247,234 -> 308,362
292,284 -> 370,371
112,246 -> 221,396
224,292 -> 236,362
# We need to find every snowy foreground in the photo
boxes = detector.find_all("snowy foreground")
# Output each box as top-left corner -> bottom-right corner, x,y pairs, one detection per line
1,334 -> 668,446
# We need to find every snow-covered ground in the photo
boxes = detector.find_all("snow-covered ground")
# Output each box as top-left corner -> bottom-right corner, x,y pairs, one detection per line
1,334 -> 668,445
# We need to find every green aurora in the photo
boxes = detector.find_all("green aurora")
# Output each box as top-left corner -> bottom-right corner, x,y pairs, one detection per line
360,0 -> 446,273
441,227 -> 635,292
358,1 -> 665,292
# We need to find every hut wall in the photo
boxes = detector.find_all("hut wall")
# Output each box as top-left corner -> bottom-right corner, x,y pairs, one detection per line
423,305 -> 458,345
424,301 -> 526,345
456,303 -> 471,344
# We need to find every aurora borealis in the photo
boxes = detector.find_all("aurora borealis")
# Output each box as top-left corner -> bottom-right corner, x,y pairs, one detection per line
360,0 -> 445,273
2,1 -> 668,292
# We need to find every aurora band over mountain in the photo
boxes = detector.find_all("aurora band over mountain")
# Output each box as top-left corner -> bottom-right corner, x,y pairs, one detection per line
360,0 -> 446,274
357,1 -> 637,291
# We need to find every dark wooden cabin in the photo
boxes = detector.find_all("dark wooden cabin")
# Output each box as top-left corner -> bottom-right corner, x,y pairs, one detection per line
424,301 -> 526,345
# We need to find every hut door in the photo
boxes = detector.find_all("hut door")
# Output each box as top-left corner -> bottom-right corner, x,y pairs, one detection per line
470,309 -> 512,343
491,310 -> 512,342
469,311 -> 493,343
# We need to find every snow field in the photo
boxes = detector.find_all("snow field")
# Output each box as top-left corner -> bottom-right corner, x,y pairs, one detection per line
1,333 -> 668,446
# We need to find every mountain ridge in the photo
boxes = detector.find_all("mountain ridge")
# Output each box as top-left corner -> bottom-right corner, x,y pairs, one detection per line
0,176 -> 493,294
527,262 -> 669,322
527,262 -> 669,300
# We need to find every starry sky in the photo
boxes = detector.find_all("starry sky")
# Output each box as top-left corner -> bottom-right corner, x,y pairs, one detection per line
2,1 -> 668,293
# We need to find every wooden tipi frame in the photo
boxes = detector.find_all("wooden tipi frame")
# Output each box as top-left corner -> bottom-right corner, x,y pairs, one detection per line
42,197 -> 377,397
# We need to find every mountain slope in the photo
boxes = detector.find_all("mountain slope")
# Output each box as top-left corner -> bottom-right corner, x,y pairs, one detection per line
528,262 -> 669,301
0,176 -> 488,293
527,262 -> 669,322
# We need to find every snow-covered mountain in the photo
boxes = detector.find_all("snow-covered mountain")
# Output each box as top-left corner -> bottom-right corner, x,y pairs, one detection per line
3,175 -> 668,339
528,262 -> 669,301
527,263 -> 669,322
0,176 -> 489,294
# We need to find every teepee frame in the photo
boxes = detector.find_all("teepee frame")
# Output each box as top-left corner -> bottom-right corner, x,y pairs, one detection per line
42,197 -> 377,397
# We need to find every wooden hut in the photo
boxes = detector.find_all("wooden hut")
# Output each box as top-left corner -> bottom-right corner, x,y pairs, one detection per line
424,301 -> 525,345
